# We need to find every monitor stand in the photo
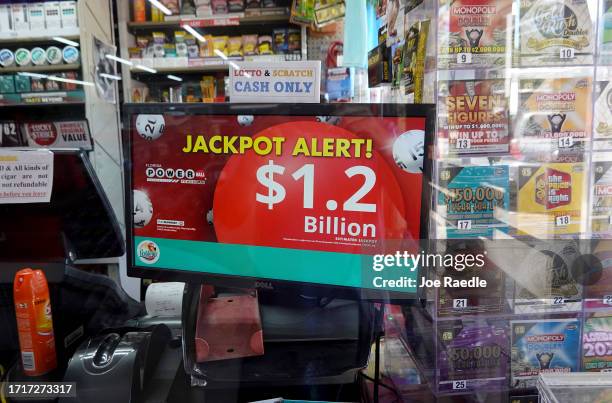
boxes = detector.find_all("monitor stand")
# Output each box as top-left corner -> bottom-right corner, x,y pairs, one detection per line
182,284 -> 375,391
194,285 -> 264,362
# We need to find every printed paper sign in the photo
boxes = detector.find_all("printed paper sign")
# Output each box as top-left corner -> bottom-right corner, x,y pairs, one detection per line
22,121 -> 93,151
229,61 -> 321,103
0,150 -> 53,204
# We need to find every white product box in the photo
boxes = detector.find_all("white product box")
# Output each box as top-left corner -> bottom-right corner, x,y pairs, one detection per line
28,3 -> 46,31
11,3 -> 29,32
60,1 -> 77,28
0,5 -> 11,33
44,2 -> 61,30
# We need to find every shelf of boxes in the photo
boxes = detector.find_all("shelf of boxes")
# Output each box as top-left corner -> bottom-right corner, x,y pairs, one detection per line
126,7 -> 291,32
116,0 -> 308,103
0,90 -> 85,106
129,53 -> 299,74
0,30 -> 80,44
0,0 -> 126,233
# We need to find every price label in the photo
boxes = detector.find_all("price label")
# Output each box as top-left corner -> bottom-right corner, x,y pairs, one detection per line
453,380 -> 467,390
555,215 -> 570,227
457,220 -> 472,230
453,298 -> 468,309
213,121 -> 413,255
1,121 -> 16,137
256,162 -> 377,213
603,295 -> 612,305
457,53 -> 472,64
558,136 -> 574,148
552,296 -> 565,305
456,138 -> 471,149
559,47 -> 575,59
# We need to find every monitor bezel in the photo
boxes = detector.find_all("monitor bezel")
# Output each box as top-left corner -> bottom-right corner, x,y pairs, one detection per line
123,103 -> 435,301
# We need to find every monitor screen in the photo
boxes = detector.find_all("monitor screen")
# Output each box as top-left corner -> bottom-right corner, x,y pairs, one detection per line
0,151 -> 124,263
124,103 -> 434,297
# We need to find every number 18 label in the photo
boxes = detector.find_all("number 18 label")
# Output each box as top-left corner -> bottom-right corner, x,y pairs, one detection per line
555,215 -> 570,227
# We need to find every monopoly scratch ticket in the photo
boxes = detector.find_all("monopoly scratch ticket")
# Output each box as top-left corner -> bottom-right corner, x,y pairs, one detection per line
511,319 -> 580,389
591,154 -> 612,237
514,77 -> 591,162
438,0 -> 511,68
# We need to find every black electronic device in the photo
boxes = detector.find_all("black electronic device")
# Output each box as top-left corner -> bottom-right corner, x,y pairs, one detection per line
61,324 -> 173,403
0,150 -> 124,267
123,103 -> 435,301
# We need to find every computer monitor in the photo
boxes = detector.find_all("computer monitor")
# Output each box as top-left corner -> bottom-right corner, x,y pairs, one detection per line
123,103 -> 434,299
0,150 -> 125,266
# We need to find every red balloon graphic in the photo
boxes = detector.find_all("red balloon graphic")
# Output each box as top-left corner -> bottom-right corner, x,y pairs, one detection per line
213,121 -> 406,254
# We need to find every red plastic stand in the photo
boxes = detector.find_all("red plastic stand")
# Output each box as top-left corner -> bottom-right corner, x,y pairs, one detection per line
194,285 -> 264,362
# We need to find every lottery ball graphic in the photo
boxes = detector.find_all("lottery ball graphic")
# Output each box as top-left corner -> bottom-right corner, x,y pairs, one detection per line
135,114 -> 165,140
392,130 -> 425,173
133,190 -> 153,228
237,115 -> 254,126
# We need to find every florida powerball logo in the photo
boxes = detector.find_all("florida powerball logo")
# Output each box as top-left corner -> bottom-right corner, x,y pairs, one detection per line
137,240 -> 160,264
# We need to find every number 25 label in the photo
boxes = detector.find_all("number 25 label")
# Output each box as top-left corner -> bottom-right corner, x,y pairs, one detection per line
453,380 -> 467,390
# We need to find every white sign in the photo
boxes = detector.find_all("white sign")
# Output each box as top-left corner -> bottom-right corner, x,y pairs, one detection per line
457,52 -> 472,64
559,47 -> 575,59
229,61 -> 321,103
22,121 -> 93,150
555,215 -> 571,226
0,150 -> 53,204
453,298 -> 468,309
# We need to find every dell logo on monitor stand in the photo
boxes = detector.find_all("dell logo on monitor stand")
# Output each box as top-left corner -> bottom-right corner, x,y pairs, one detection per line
254,281 -> 274,290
